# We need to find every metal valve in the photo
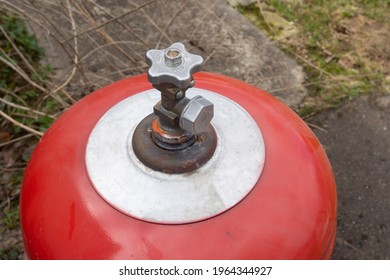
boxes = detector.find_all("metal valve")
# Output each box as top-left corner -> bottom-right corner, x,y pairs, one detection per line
132,43 -> 218,174
146,42 -> 203,89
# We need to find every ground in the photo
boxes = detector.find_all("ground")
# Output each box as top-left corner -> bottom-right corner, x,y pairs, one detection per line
311,95 -> 390,259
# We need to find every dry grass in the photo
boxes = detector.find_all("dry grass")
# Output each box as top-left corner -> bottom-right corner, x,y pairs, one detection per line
237,0 -> 390,117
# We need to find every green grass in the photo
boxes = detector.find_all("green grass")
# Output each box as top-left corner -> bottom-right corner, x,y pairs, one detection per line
235,0 -> 389,117
358,0 -> 390,20
0,11 -> 57,260
0,13 -> 44,61
3,209 -> 19,230
0,246 -> 20,260
0,12 -> 44,90
0,11 -> 57,134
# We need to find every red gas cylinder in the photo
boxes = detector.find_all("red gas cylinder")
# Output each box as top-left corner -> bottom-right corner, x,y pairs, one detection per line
20,43 -> 337,259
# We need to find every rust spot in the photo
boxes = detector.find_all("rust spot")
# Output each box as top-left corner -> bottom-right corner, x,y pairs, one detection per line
196,134 -> 205,143
132,114 -> 217,174
167,50 -> 179,58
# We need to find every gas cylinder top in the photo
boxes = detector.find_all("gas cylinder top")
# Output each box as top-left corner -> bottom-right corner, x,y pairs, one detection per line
85,43 -> 265,224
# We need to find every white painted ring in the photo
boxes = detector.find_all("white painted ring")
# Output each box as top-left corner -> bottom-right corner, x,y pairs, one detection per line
86,88 -> 265,224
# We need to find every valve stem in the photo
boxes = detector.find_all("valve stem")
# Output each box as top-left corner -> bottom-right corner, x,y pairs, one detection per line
146,42 -> 214,150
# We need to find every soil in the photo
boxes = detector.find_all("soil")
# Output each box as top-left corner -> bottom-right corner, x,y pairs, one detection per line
336,15 -> 390,78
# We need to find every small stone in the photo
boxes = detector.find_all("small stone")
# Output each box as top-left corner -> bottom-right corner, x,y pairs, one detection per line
384,75 -> 390,94
262,11 -> 298,40
376,95 -> 390,109
226,0 -> 257,6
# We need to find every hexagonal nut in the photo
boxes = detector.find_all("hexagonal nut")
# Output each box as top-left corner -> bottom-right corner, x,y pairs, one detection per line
164,48 -> 182,67
179,96 -> 214,135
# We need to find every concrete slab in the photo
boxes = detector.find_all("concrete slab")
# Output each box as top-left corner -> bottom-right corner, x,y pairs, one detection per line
16,0 -> 306,107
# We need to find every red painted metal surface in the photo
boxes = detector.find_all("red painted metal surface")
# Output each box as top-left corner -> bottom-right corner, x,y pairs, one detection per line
20,73 -> 337,259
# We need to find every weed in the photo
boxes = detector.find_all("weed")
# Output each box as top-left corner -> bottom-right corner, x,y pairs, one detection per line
3,209 -> 19,230
0,11 -> 57,135
0,246 -> 21,260
0,12 -> 43,85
